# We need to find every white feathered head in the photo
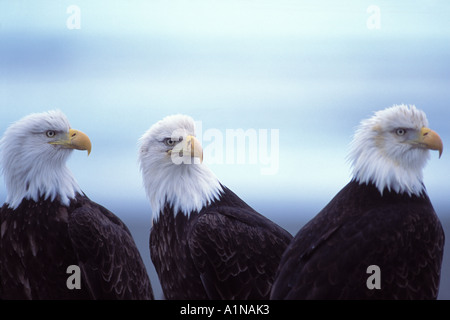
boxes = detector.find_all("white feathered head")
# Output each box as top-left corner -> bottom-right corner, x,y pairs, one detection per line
349,104 -> 443,196
0,110 -> 91,209
138,114 -> 223,219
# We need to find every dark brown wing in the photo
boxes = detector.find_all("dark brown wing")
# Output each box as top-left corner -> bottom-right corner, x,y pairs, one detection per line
150,210 -> 209,299
0,200 -> 84,299
271,181 -> 445,300
68,201 -> 154,300
188,206 -> 292,300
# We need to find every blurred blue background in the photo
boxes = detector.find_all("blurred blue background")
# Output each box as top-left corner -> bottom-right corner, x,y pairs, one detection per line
1,1 -> 449,299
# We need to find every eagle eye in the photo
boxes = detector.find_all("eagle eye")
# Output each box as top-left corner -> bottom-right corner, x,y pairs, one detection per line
395,128 -> 406,136
163,136 -> 183,147
164,138 -> 176,147
46,130 -> 56,138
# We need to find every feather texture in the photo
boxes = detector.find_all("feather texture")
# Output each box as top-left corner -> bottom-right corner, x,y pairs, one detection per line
0,194 -> 154,299
271,181 -> 444,299
150,186 -> 292,299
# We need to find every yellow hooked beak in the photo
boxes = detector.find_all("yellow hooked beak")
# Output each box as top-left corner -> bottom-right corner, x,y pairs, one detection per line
49,129 -> 92,155
168,135 -> 203,164
418,127 -> 443,158
183,135 -> 203,163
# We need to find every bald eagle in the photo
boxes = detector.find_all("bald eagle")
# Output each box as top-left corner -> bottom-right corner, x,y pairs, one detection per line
0,110 -> 153,300
139,114 -> 293,300
270,104 -> 444,300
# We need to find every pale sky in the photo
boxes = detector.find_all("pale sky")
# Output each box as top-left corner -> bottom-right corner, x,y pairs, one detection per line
1,0 -> 449,220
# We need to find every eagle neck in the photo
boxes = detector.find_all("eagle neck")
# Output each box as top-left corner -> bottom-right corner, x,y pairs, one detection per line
146,162 -> 224,221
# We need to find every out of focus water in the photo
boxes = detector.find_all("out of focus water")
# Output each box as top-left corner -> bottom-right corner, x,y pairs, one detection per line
1,2 -> 450,213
